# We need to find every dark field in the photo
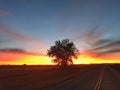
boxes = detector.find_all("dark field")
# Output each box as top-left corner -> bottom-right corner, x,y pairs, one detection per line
109,64 -> 120,71
0,65 -> 98,90
0,64 -> 119,90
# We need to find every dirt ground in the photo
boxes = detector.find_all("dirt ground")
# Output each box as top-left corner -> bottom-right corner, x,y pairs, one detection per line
0,65 -> 103,90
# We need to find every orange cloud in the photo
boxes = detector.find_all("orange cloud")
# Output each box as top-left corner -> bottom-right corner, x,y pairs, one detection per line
98,52 -> 120,60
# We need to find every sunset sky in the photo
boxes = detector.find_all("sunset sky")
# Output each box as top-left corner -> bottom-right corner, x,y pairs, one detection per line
0,0 -> 120,65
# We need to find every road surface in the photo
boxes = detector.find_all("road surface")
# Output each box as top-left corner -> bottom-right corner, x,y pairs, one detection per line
44,65 -> 120,90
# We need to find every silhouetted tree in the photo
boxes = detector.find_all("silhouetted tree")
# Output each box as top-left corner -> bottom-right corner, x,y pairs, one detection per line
47,39 -> 79,67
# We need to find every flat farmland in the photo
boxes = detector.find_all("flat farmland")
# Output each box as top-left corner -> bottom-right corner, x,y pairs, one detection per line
109,64 -> 120,71
0,65 -> 98,90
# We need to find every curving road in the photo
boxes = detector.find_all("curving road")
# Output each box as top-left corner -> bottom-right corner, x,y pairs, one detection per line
44,65 -> 120,90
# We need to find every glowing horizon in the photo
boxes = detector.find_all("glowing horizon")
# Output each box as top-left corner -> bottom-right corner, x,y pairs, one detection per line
0,52 -> 120,65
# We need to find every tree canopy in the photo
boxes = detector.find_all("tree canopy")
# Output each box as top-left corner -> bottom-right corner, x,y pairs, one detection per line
47,39 -> 79,67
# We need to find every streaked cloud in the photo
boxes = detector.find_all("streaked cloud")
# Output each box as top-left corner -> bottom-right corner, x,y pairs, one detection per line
0,23 -> 48,54
0,48 -> 43,56
0,24 -> 34,42
0,48 -> 25,52
0,10 -> 12,16
90,40 -> 120,55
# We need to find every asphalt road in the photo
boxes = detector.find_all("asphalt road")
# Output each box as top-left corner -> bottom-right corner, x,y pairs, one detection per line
100,65 -> 120,90
44,65 -> 120,90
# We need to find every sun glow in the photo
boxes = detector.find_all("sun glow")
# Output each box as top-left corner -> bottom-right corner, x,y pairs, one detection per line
20,55 -> 54,65
0,52 -> 120,65
0,52 -> 54,65
73,55 -> 120,64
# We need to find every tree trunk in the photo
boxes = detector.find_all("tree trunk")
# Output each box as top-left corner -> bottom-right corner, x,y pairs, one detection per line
61,59 -> 67,68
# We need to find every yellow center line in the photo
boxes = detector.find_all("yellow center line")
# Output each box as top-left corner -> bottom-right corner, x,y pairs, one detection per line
94,66 -> 105,90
